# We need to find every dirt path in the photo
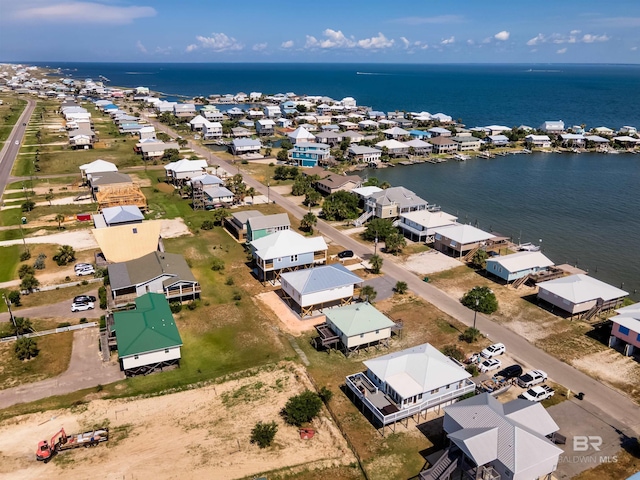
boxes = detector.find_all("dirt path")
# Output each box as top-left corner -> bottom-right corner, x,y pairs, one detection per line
0,327 -> 123,409
0,363 -> 354,480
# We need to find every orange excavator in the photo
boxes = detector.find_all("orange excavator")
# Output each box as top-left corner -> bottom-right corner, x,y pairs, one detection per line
36,427 -> 109,462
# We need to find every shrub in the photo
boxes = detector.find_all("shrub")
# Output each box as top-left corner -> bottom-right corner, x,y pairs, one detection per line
461,327 -> 481,343
53,245 -> 76,266
8,290 -> 21,307
318,386 -> 333,404
79,318 -> 88,324
12,317 -> 33,336
186,301 -> 198,311
461,286 -> 498,314
360,285 -> 377,302
201,220 -> 215,230
18,264 -> 35,279
211,257 -> 225,271
441,345 -> 464,362
232,292 -> 242,301
470,250 -> 489,269
99,315 -> 106,329
225,277 -> 235,286
251,421 -> 278,448
19,251 -> 31,262
98,286 -> 107,310
20,274 -> 39,293
170,302 -> 182,314
394,281 -> 408,294
57,322 -> 71,328
33,253 -> 46,270
281,390 -> 323,426
21,200 -> 35,212
466,364 -> 479,377
15,337 -> 39,360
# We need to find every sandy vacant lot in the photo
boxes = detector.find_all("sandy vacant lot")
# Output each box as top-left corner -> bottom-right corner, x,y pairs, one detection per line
398,250 -> 463,275
0,363 -> 354,480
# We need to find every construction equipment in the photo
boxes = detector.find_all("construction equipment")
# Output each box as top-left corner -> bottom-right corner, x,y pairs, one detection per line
36,427 -> 109,462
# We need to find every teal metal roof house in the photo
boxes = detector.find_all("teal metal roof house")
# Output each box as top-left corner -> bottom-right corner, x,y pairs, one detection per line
246,213 -> 290,242
113,293 -> 183,376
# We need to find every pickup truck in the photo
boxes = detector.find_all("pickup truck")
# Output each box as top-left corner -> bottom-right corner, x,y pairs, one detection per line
517,370 -> 548,388
519,385 -> 554,402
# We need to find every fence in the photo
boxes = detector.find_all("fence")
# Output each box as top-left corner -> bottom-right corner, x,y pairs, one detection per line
0,322 -> 97,343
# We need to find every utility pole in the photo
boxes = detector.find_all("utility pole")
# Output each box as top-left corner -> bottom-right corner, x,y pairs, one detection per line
267,181 -> 270,204
473,298 -> 479,330
3,294 -> 18,337
18,218 -> 29,255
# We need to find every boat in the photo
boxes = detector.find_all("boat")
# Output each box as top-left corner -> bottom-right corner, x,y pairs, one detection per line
99,75 -> 110,82
518,242 -> 541,252
453,153 -> 470,161
477,378 -> 512,397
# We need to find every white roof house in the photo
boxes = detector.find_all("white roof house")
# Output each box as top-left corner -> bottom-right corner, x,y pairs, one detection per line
433,225 -> 495,258
375,139 -> 408,155
287,126 -> 315,144
189,114 -> 207,130
442,393 -> 562,480
538,274 -> 628,315
525,134 -> 552,148
348,145 -> 382,165
101,205 -> 144,226
382,126 -> 410,139
540,120 -> 565,133
280,263 -> 362,316
351,186 -> 383,199
398,210 -> 458,242
486,251 -> 554,283
79,159 -> 118,177
322,302 -> 396,351
164,159 -> 208,180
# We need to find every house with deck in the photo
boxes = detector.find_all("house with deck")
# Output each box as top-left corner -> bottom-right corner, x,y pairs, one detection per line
365,186 -> 429,221
113,293 -> 183,376
189,115 -> 207,131
101,205 -> 144,227
428,127 -> 452,137
421,393 -> 562,480
452,135 -> 482,151
315,302 -> 396,353
537,274 -> 628,319
486,134 -> 510,146
80,159 -> 117,179
224,210 -> 264,241
348,145 -> 382,166
316,173 -> 362,195
399,210 -> 458,243
107,251 -> 201,308
250,230 -> 328,284
139,141 -> 181,160
256,119 -> 275,135
539,120 -> 565,134
280,263 -> 362,317
376,139 -> 409,157
525,134 -> 552,149
289,142 -> 330,167
345,343 -> 475,432
164,159 -> 208,184
246,213 -> 291,242
202,121 -> 223,139
609,304 -> 640,357
433,224 -> 495,259
486,251 -> 555,284
404,139 -> 433,155
231,138 -> 261,155
429,136 -> 458,154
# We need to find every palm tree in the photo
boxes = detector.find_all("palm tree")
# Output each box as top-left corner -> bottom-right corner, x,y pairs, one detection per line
369,254 -> 383,274
55,213 -> 65,229
246,187 -> 256,204
45,189 -> 54,206
360,285 -> 377,302
301,212 -> 317,233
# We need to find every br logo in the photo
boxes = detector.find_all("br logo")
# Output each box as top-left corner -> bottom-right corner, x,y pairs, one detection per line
573,435 -> 602,452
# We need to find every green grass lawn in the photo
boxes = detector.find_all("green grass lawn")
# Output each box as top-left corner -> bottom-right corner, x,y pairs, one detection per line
0,245 -> 22,282
0,96 -> 27,143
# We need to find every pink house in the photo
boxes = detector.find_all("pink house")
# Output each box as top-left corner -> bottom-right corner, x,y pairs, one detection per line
609,304 -> 640,357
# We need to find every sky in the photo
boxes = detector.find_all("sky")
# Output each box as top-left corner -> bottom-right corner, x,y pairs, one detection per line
1,0 -> 639,63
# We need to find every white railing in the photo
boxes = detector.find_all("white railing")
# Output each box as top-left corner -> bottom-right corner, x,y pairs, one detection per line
0,322 -> 98,343
346,374 -> 475,426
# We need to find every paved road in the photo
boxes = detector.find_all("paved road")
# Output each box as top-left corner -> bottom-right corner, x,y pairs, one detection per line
147,116 -> 640,438
0,98 -> 36,198
0,288 -> 103,323
0,327 -> 124,409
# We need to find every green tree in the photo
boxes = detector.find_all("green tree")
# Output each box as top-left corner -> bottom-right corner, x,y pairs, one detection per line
210,208 -> 230,226
295,104 -> 307,113
470,250 -> 489,269
281,390 -> 323,426
15,337 -> 39,360
441,344 -> 464,361
461,327 -> 481,343
301,212 -> 318,233
162,148 -> 180,162
274,165 -> 289,180
363,177 -> 380,187
156,131 -> 171,142
291,175 -> 314,196
20,274 -> 40,293
177,138 -> 188,148
45,189 -> 54,206
339,137 -> 350,152
369,254 -> 383,274
53,245 -> 76,266
363,218 -> 396,241
280,139 -> 293,150
360,285 -> 377,302
394,281 -> 408,294
321,191 -> 360,221
461,286 -> 498,314
246,187 -> 256,204
384,231 -> 407,254
55,213 -> 65,230
18,264 -> 35,279
303,189 -> 321,207
8,290 -> 21,307
12,317 -> 33,336
277,149 -> 288,162
21,200 -> 35,212
250,421 -> 278,448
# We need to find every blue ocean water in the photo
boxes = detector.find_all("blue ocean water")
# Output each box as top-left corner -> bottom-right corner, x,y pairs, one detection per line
38,62 -> 640,298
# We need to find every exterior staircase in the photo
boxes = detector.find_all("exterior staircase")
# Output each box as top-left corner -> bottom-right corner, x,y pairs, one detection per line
419,448 -> 461,480
581,299 -> 604,322
353,209 -> 373,227
463,245 -> 482,262
512,273 -> 532,289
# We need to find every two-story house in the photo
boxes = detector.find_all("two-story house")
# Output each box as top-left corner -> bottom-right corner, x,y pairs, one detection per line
246,213 -> 291,242
289,142 -> 330,167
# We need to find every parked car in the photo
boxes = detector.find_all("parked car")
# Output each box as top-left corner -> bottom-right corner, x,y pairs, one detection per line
495,364 -> 523,380
73,295 -> 96,303
337,250 -> 354,259
15,140 -> 19,145
519,385 -> 554,402
71,301 -> 94,312
76,266 -> 95,276
74,263 -> 92,271
481,343 -> 506,358
479,358 -> 502,373
517,370 -> 548,388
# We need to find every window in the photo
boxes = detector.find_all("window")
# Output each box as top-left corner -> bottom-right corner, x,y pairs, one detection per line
290,254 -> 298,262
637,333 -> 640,342
430,388 -> 439,394
619,325 -> 630,336
134,355 -> 139,360
132,228 -> 138,234
418,393 -> 423,400
375,330 -> 379,334
165,349 -> 170,353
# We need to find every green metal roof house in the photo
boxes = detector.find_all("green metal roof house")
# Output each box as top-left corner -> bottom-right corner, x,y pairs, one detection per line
113,293 -> 183,376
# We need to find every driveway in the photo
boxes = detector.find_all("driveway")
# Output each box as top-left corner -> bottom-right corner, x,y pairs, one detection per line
0,327 -> 124,409
0,288 -> 103,323
361,274 -> 396,302
149,116 -> 640,438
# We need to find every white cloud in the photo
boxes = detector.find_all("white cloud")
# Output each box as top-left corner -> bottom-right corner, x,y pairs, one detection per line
155,46 -> 172,55
193,32 -> 243,52
319,29 -> 355,48
570,29 -> 581,35
527,34 -> 545,46
557,47 -> 567,54
136,40 -> 147,54
400,36 -> 410,49
494,30 -> 510,41
581,34 -> 610,43
305,36 -> 318,48
393,15 -> 464,25
281,40 -> 294,49
252,43 -> 267,51
12,1 -> 156,24
441,36 -> 455,45
185,44 -> 198,53
358,32 -> 394,50
631,46 -> 638,51
467,39 -> 475,45
482,37 -> 492,44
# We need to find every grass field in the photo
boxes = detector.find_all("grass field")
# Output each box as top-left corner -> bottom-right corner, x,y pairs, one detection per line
0,95 -> 27,143
0,245 -> 22,282
0,331 -> 73,390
